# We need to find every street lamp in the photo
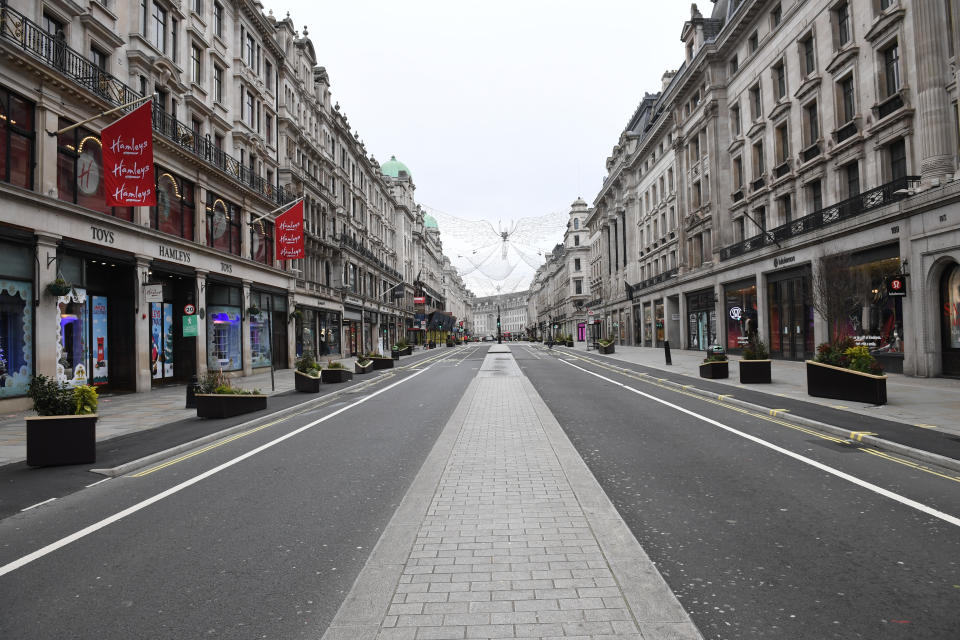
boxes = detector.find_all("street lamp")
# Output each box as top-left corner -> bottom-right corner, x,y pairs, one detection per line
496,305 -> 502,344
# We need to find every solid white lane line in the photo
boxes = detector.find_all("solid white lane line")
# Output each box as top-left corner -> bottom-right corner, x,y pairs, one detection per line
0,369 -> 428,578
21,498 -> 56,512
85,478 -> 112,488
559,359 -> 960,528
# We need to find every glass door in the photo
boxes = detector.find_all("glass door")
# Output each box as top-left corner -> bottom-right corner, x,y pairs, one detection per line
150,302 -> 175,382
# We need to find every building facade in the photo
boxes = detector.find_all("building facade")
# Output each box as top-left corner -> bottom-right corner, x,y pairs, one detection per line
0,0 -> 468,409
473,291 -> 528,338
582,0 -> 960,377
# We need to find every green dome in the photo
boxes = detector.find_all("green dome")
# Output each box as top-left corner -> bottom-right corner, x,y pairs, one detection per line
424,214 -> 439,229
381,155 -> 411,179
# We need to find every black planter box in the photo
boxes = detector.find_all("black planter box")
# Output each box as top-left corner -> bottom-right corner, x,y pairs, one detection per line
699,360 -> 729,379
355,361 -> 374,374
806,360 -> 887,405
446,341 -> 454,347
26,414 -> 97,467
295,371 -> 322,392
565,341 -> 574,347
401,346 -> 413,356
321,368 -> 353,383
598,343 -> 615,354
195,394 -> 268,418
370,357 -> 394,370
739,359 -> 771,384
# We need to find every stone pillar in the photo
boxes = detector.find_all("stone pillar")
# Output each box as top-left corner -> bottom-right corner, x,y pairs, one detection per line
678,293 -> 688,350
913,1 -> 955,184
35,100 -> 60,199
755,275 -> 769,349
196,270 -> 208,377
34,233 -> 62,378
809,257 -> 828,347
242,280 -> 252,376
134,256 -> 153,392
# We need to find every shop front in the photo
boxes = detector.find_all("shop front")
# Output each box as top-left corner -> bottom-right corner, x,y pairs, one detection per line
147,265 -> 198,385
939,262 -> 960,377
206,282 -> 243,372
296,307 -> 342,359
767,265 -> 814,361
724,278 -> 758,353
343,307 -> 362,356
56,249 -> 136,391
0,238 -> 33,399
249,290 -> 288,370
686,289 -> 717,351
642,303 -> 653,346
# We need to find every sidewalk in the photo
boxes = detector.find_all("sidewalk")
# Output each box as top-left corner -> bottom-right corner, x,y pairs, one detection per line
0,356 -> 368,467
323,346 -> 701,640
567,341 -> 960,439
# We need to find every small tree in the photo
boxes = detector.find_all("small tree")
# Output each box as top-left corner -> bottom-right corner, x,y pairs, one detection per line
813,253 -> 858,340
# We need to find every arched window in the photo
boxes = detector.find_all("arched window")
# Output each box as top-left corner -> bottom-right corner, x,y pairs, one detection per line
573,218 -> 580,230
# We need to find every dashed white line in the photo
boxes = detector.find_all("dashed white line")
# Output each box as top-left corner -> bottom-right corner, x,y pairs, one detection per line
21,498 -> 57,512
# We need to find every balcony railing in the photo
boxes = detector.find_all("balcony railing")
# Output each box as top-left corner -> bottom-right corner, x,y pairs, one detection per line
333,232 -> 403,282
635,267 -> 678,293
876,92 -> 905,120
834,120 -> 858,143
801,143 -> 821,163
719,175 -> 918,261
0,3 -> 291,207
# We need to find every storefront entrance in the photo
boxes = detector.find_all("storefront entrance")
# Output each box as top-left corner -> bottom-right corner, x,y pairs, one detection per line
686,289 -> 716,350
724,278 -> 758,353
767,266 -> 814,361
940,262 -> 960,377
149,269 -> 197,384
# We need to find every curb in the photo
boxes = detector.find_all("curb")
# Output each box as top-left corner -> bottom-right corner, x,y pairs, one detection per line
90,372 -> 396,477
568,350 -> 960,475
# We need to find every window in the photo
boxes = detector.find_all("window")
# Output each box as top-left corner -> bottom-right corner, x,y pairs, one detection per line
0,87 -> 35,189
265,113 -> 273,145
574,235 -> 580,246
804,101 -> 819,144
574,258 -> 581,271
947,0 -> 956,58
206,191 -> 241,255
731,103 -> 741,135
778,194 -> 792,224
733,156 -> 744,188
170,17 -> 178,62
573,218 -> 579,229
836,1 -> 851,47
574,279 -> 583,295
245,90 -> 254,127
840,76 -> 855,123
845,161 -> 860,197
42,12 -> 64,37
735,217 -> 745,242
773,61 -> 787,100
755,206 -> 767,232
802,34 -> 816,76
153,168 -> 195,240
730,55 -> 739,74
750,83 -> 762,120
149,3 -> 167,52
752,141 -> 765,178
213,2 -> 224,38
190,44 -> 201,83
245,33 -> 255,68
265,60 -> 273,90
692,180 -> 702,207
213,65 -> 223,102
251,220 -> 273,265
193,0 -> 203,13
808,179 -> 823,211
57,119 -> 133,220
91,46 -> 107,71
888,138 -> 906,180
771,4 -> 782,27
883,42 -> 901,97
775,123 -> 790,164
880,0 -> 892,10
749,31 -> 759,53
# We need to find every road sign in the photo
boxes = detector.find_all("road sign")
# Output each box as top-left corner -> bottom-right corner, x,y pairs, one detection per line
588,310 -> 595,316
182,314 -> 198,337
414,296 -> 426,304
184,303 -> 196,315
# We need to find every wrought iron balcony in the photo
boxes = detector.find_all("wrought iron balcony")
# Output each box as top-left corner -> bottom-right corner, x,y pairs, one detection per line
834,120 -> 858,143
0,3 -> 292,207
635,267 -> 678,293
719,175 -> 919,261
800,143 -> 821,163
332,232 -> 403,282
875,92 -> 905,120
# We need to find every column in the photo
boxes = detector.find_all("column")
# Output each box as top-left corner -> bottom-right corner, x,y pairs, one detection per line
912,2 -> 955,184
196,270 -> 209,377
242,280 -> 252,376
809,259 -> 828,347
34,233 -> 62,378
35,98 -> 60,199
134,255 -> 153,392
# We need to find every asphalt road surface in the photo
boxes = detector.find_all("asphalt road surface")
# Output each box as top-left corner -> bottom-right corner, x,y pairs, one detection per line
514,344 -> 960,640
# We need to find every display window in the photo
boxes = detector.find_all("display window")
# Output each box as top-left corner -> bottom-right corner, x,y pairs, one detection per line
643,304 -> 653,346
206,192 -> 242,255
686,290 -> 717,350
655,301 -> 665,346
57,288 -> 89,386
150,302 -> 176,379
829,255 -> 904,355
91,295 -> 109,385
207,305 -> 242,371
320,313 -> 340,356
0,86 -> 35,189
57,119 -> 133,220
153,168 -> 195,240
944,264 -> 960,349
250,310 -> 272,368
725,281 -> 758,350
0,279 -> 32,397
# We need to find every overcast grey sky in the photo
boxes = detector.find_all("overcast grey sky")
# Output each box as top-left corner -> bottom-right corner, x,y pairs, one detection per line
271,1 -> 693,223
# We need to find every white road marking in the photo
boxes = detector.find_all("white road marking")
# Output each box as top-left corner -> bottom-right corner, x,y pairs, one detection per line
560,359 -> 960,528
21,498 -> 56,512
0,368 -> 429,578
85,478 -> 112,488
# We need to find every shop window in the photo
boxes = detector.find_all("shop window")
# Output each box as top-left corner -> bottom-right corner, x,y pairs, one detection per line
57,289 -> 89,386
725,282 -> 758,350
0,86 -> 35,189
249,309 -> 272,368
251,219 -> 274,265
153,168 -> 195,240
206,296 -> 241,371
0,273 -> 33,398
825,252 -> 904,357
57,120 -> 134,220
205,191 -> 241,255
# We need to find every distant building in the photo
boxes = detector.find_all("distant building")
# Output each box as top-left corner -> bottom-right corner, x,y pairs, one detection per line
473,291 -> 529,338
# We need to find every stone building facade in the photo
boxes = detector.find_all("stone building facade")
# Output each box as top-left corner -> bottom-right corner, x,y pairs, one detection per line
583,0 -> 960,377
473,291 -> 528,338
0,0 -> 468,409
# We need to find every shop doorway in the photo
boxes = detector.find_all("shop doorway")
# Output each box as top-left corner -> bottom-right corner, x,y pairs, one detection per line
149,270 -> 197,385
767,268 -> 814,361
940,263 -> 960,377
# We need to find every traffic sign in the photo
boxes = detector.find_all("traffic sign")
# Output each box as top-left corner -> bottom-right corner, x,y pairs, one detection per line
184,303 -> 196,315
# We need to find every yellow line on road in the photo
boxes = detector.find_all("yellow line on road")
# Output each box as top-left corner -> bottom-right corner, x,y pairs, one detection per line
849,431 -> 877,442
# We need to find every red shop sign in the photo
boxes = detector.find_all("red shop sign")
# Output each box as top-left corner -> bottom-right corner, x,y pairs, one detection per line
275,200 -> 305,260
102,101 -> 156,206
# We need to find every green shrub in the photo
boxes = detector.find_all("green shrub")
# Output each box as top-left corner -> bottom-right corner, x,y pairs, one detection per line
327,361 -> 345,369
742,338 -> 769,360
703,353 -> 728,363
27,374 -> 74,416
295,353 -> 317,374
357,357 -> 372,366
73,385 -> 98,415
597,338 -> 613,347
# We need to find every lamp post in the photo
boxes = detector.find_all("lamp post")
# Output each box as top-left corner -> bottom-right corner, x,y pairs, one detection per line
496,305 -> 502,344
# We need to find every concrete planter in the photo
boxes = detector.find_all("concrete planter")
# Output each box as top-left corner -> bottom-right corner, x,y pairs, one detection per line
806,360 -> 887,405
699,360 -> 729,379
26,414 -> 98,467
739,359 -> 771,384
321,368 -> 353,384
195,394 -> 268,419
295,370 -> 322,392
598,342 -> 615,354
355,360 -> 374,374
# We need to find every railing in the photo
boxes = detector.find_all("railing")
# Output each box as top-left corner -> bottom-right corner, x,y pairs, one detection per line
876,92 -> 904,120
751,176 -> 766,191
835,120 -> 858,143
635,267 -> 678,293
0,3 -> 291,207
731,189 -> 744,203
719,175 -> 919,261
801,143 -> 821,163
333,232 -> 403,282
774,162 -> 791,179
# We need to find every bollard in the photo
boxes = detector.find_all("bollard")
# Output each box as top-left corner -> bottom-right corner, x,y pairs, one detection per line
185,374 -> 199,408
663,340 -> 672,366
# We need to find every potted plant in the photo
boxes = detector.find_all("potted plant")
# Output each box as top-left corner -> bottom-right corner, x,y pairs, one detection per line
288,308 -> 303,324
246,305 -> 262,318
739,337 -> 771,383
321,360 -> 353,384
46,275 -> 73,297
367,351 -> 394,370
195,370 -> 268,418
355,356 -> 374,374
294,353 -> 322,392
25,375 -> 98,466
807,337 -> 887,404
446,337 -> 455,347
565,334 -> 574,347
699,347 -> 729,379
596,338 -> 615,354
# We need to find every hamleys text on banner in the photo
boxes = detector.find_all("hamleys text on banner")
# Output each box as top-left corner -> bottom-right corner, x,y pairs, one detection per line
102,101 -> 156,207
275,200 -> 305,260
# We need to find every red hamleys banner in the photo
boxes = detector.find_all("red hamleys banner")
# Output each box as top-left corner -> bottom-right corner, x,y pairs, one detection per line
102,101 -> 156,206
275,199 -> 305,260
